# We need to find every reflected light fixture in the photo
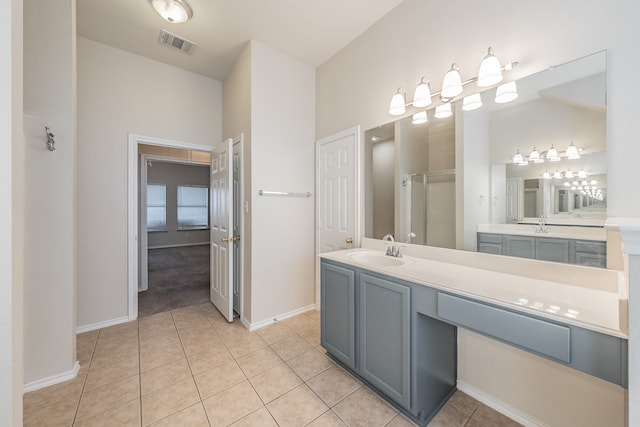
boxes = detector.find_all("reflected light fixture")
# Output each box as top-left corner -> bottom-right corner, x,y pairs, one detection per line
542,171 -> 551,179
529,147 -> 543,163
477,47 -> 503,87
547,144 -> 559,161
512,149 -> 523,164
441,64 -> 463,98
566,141 -> 581,159
565,170 -> 574,179
462,93 -> 483,111
434,103 -> 452,118
577,169 -> 587,179
564,181 -> 571,187
495,81 -> 518,103
553,170 -> 562,179
412,111 -> 428,125
388,88 -> 406,116
150,0 -> 193,23
413,78 -> 432,108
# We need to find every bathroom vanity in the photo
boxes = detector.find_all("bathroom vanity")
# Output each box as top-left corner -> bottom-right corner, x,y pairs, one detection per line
477,224 -> 607,267
319,242 -> 627,426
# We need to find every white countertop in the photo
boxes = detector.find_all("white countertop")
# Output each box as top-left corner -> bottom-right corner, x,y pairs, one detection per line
320,246 -> 627,339
477,223 -> 607,241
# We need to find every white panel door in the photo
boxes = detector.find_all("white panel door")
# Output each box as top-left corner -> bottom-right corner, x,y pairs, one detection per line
210,138 -> 234,322
506,177 -> 521,224
316,127 -> 358,253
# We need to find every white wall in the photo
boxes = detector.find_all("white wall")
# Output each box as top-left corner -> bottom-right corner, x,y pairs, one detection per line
23,0 -> 77,386
222,42 -> 253,322
2,0 -> 23,423
316,0 -> 639,424
76,37 -> 222,329
250,40 -> 316,324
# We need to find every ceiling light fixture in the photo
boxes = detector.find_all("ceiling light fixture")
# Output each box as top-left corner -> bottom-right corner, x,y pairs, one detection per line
412,78 -> 432,108
388,88 -> 406,116
150,0 -> 193,23
553,170 -> 563,179
529,147 -> 543,163
566,141 -> 581,160
387,47 -> 518,119
547,144 -> 560,162
441,64 -> 463,98
512,149 -> 524,164
477,47 -> 503,87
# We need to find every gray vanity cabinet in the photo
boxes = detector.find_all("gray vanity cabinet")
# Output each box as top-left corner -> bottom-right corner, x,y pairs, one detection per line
504,235 -> 536,259
320,262 -> 356,369
536,237 -> 570,263
359,274 -> 411,409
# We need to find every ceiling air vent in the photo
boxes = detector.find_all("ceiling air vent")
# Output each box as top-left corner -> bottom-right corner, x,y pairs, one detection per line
158,29 -> 196,54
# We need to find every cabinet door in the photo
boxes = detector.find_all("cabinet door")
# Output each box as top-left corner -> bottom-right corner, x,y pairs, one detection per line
360,274 -> 411,409
321,262 -> 356,369
536,237 -> 570,263
504,235 -> 536,259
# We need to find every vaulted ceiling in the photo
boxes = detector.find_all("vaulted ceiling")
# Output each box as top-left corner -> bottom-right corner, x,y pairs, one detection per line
77,0 -> 404,80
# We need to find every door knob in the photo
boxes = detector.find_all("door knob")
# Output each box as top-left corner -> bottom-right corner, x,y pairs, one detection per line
221,237 -> 230,243
346,237 -> 353,244
233,235 -> 241,241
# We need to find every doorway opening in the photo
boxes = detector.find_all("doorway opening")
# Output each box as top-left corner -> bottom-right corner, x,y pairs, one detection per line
138,149 -> 211,317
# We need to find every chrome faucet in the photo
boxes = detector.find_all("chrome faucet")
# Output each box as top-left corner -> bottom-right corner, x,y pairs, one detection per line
535,215 -> 548,233
382,234 -> 402,258
405,232 -> 416,243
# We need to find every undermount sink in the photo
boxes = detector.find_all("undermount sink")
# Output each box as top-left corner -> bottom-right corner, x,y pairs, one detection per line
348,251 -> 405,267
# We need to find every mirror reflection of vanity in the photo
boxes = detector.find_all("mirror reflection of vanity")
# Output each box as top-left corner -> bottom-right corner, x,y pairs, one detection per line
364,50 -> 609,267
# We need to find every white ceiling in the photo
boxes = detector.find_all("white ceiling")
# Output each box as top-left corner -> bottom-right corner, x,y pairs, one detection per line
77,0 -> 404,81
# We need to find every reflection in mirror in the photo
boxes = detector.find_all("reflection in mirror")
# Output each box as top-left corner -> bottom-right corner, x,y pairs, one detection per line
365,50 -> 607,261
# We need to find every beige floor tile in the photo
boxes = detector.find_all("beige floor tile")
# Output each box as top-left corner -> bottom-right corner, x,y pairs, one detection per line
149,402 -> 209,426
84,356 -> 140,392
426,404 -> 469,427
98,320 -> 139,338
141,377 -> 200,425
77,329 -> 99,345
230,407 -> 277,427
194,359 -> 247,399
223,333 -> 268,358
388,413 -> 419,426
332,387 -> 397,427
140,343 -> 185,372
471,404 -> 522,426
181,333 -> 225,356
23,394 -> 79,427
139,321 -> 177,340
304,309 -> 321,322
235,347 -> 283,378
76,375 -> 140,421
139,311 -> 173,329
446,390 -> 479,416
270,335 -> 313,361
187,346 -> 234,375
23,373 -> 87,414
266,384 -> 328,427
249,363 -> 302,404
93,337 -> 139,360
281,314 -> 318,333
286,348 -> 333,381
298,325 -> 321,347
306,366 -> 361,407
464,419 -> 486,427
73,398 -> 140,427
90,349 -> 139,371
307,410 -> 347,427
203,381 -> 263,427
139,330 -> 180,353
141,358 -> 192,395
256,323 -> 295,345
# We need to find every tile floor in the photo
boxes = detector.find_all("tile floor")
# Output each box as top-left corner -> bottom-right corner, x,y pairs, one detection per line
23,303 -> 522,426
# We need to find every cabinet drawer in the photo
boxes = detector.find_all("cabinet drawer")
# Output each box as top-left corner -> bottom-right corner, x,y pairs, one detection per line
437,293 -> 570,362
575,240 -> 606,255
478,233 -> 503,244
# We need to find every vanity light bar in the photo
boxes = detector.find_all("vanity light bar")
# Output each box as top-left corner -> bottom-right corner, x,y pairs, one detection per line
388,47 -> 519,117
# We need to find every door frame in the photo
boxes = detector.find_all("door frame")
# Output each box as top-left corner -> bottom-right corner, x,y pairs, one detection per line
315,126 -> 361,309
231,135 -> 244,318
127,134 -> 213,321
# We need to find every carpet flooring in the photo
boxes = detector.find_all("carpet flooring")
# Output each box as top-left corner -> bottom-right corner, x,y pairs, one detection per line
138,244 -> 210,318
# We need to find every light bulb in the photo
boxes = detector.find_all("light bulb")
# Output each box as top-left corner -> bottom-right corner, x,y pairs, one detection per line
513,149 -> 523,164
441,64 -> 463,98
566,141 -> 580,159
388,89 -> 406,116
547,145 -> 559,161
412,78 -> 432,108
477,47 -> 503,87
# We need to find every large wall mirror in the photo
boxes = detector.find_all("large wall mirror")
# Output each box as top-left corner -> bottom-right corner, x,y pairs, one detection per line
365,50 -> 607,258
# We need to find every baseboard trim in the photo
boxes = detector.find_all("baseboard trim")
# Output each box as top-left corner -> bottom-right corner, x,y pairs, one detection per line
457,381 -> 548,427
76,316 -> 130,334
247,304 -> 316,331
24,361 -> 80,393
